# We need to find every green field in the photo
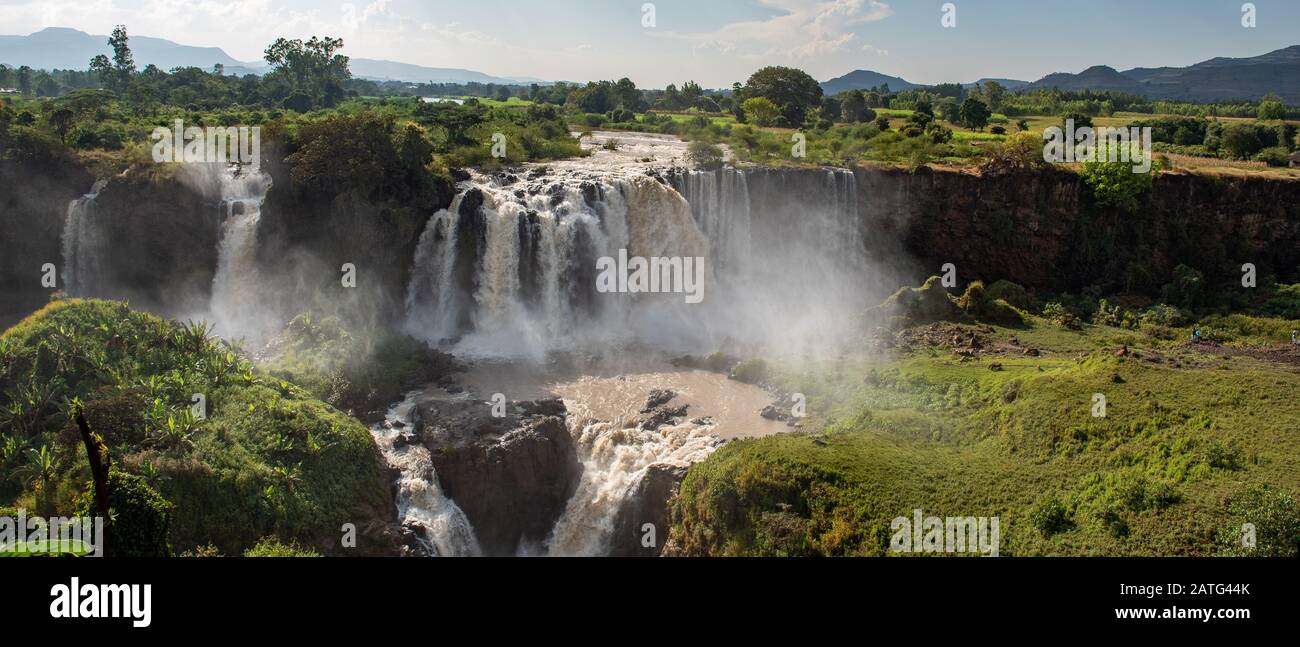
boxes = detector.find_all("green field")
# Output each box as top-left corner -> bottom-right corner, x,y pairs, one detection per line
673,314 -> 1300,556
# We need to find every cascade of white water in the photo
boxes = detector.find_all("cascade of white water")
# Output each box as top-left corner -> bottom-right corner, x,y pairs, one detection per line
61,183 -> 107,296
209,165 -> 271,339
405,200 -> 464,342
404,172 -> 711,358
369,393 -> 483,557
399,148 -> 869,557
544,415 -> 720,557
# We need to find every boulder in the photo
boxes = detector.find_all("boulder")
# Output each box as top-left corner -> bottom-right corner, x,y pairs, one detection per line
417,398 -> 581,556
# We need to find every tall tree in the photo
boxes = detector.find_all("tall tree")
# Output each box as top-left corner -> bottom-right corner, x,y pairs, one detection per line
263,36 -> 351,109
840,90 -> 867,123
742,66 -> 823,127
959,97 -> 991,131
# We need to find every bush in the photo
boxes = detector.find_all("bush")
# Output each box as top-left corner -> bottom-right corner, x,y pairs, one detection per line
1029,494 -> 1072,537
957,281 -> 1024,326
985,280 -> 1030,310
686,140 -> 724,171
1042,302 -> 1082,329
1160,264 -> 1205,309
70,122 -> 126,150
979,132 -> 1047,174
730,359 -> 768,385
1139,303 -> 1189,327
1217,485 -> 1300,556
243,537 -> 321,557
76,469 -> 172,557
1079,141 -> 1157,212
1255,146 -> 1291,167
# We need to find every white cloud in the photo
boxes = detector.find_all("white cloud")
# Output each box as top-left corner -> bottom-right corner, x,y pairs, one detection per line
656,0 -> 893,62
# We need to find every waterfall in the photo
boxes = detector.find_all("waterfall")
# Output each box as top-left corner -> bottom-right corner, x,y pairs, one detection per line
404,173 -> 711,357
545,416 -> 719,556
400,161 -> 869,556
61,183 -> 107,296
208,166 -> 271,339
369,392 -> 483,557
675,168 -> 753,276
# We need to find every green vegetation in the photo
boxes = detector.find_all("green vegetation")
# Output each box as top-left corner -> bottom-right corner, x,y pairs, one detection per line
262,311 -> 460,416
0,299 -> 390,555
243,536 -> 321,557
674,309 -> 1300,556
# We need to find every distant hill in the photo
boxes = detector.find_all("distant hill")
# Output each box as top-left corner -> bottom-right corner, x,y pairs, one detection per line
821,69 -> 1029,95
1026,45 -> 1300,103
0,27 -> 535,85
0,27 -> 245,72
964,78 -> 1030,90
346,58 -> 524,85
821,70 -> 921,95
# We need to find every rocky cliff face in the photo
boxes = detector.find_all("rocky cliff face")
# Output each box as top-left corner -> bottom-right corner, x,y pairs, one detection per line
415,397 -> 581,556
857,165 -> 1300,293
0,157 -> 92,326
609,462 -> 689,557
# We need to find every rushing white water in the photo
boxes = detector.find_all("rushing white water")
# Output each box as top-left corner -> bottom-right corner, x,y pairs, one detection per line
208,165 -> 271,339
405,170 -> 712,358
403,138 -> 866,361
61,181 -> 108,296
397,133 -> 872,556
368,392 -> 483,557
545,415 -> 720,557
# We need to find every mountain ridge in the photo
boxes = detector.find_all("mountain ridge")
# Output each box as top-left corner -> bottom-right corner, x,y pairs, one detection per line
0,27 -> 535,86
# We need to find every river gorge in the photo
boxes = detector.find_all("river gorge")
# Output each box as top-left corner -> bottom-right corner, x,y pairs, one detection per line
4,131 -> 1300,556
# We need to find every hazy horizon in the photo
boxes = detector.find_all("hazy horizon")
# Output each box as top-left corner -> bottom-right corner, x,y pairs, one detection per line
1,0 -> 1297,88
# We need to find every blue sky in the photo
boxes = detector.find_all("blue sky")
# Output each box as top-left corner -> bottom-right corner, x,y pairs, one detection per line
0,0 -> 1297,87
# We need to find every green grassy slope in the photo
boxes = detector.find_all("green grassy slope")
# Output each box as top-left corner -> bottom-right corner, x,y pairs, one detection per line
0,299 -> 391,555
673,316 -> 1300,556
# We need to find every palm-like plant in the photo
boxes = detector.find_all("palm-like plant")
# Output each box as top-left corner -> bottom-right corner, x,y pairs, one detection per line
13,445 -> 58,516
148,407 -> 199,455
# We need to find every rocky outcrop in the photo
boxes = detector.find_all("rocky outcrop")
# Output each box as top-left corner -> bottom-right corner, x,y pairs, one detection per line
0,155 -> 92,326
416,397 -> 581,556
609,463 -> 689,557
857,165 -> 1300,293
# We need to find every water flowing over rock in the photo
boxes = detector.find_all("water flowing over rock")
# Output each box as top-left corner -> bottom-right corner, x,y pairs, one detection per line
413,395 -> 581,556
208,165 -> 272,339
368,392 -> 483,557
405,162 -> 869,360
61,181 -> 108,296
544,415 -> 719,557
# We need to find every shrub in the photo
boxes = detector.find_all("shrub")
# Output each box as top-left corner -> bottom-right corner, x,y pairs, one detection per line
985,280 -> 1030,310
243,537 -> 321,557
957,281 -> 1024,326
730,359 -> 768,385
979,131 -> 1047,174
1216,485 -> 1300,556
1029,494 -> 1072,537
1079,141 -> 1157,212
76,469 -> 172,557
1042,302 -> 1081,329
1160,264 -> 1205,309
686,140 -> 724,171
1139,303 -> 1189,327
1255,146 -> 1291,167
